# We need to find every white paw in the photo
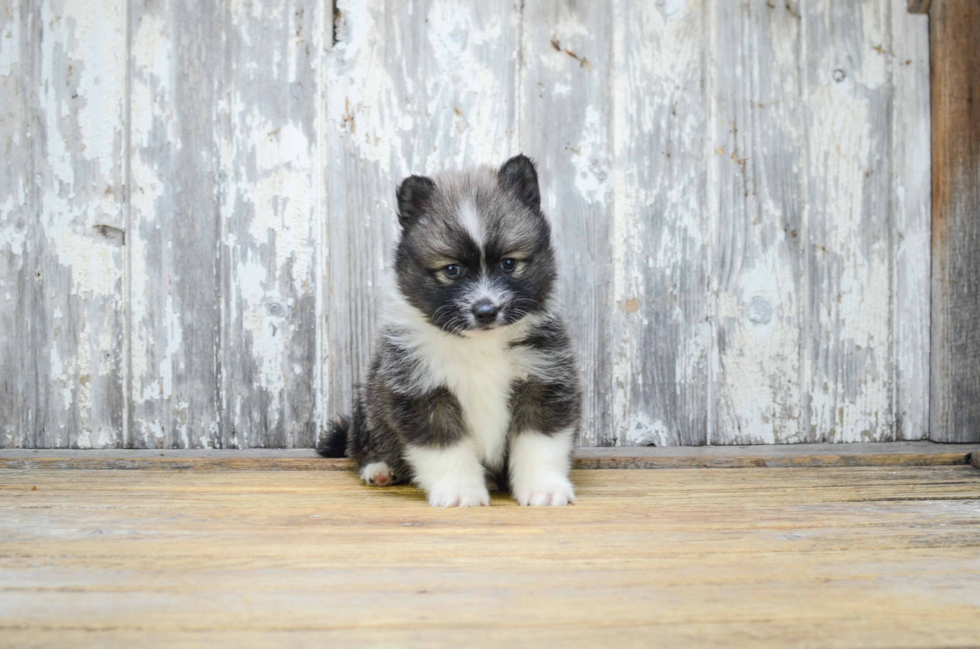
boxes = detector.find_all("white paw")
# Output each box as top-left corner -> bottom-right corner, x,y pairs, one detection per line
427,481 -> 490,508
360,462 -> 395,486
513,475 -> 576,507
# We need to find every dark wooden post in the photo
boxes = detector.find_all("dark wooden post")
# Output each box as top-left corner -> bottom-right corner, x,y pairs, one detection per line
911,0 -> 980,442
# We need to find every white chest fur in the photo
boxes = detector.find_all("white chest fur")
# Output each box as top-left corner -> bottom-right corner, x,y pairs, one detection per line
415,328 -> 521,469
383,288 -> 551,470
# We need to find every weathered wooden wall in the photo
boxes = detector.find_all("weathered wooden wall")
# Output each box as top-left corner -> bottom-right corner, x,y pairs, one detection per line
0,0 -> 934,448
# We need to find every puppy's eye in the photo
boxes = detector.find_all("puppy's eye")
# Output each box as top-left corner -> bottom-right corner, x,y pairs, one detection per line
443,264 -> 461,279
500,258 -> 517,273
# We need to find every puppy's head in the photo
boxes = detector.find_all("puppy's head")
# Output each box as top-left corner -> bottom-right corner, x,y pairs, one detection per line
394,155 -> 556,335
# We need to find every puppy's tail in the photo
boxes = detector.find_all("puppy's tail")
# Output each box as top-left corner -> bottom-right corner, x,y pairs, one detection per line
316,417 -> 349,458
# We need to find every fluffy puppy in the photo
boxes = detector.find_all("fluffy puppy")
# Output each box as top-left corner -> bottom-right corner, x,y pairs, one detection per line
318,155 -> 581,507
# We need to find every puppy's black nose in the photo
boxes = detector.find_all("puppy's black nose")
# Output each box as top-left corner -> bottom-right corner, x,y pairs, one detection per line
472,301 -> 499,325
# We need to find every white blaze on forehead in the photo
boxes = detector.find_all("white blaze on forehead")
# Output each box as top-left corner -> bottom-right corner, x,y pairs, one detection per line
457,197 -> 484,250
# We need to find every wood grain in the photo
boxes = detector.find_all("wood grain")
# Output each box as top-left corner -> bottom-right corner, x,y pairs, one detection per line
891,0 -> 932,440
710,0 -> 804,444
610,0 -> 709,446
907,0 -> 932,14
0,0 -> 34,448
129,0 -> 324,449
1,442 -> 975,471
802,0 -> 896,442
929,0 -> 980,443
1,465 -> 979,647
129,0 -> 223,448
1,0 -> 128,449
0,0 -> 934,448
217,0 -> 322,449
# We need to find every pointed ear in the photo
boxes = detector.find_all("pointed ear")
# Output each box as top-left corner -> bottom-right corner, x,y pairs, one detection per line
396,175 -> 437,228
498,154 -> 541,212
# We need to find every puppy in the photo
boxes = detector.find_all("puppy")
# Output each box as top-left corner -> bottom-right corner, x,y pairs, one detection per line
318,155 -> 581,507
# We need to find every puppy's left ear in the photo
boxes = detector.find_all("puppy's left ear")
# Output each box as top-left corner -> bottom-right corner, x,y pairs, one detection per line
396,175 -> 436,228
498,155 -> 541,212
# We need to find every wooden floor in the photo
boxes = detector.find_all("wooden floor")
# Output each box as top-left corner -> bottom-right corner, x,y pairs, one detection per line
2,450 -> 979,648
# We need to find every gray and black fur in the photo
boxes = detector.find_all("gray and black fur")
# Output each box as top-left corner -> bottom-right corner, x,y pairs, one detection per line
318,155 -> 581,506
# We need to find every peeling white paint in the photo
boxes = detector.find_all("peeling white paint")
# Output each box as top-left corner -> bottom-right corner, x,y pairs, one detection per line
624,413 -> 670,447
0,1 -> 21,79
241,119 -> 315,290
1,0 -> 933,448
806,77 -> 894,442
0,197 -> 27,255
610,0 -> 708,446
69,2 -> 126,179
570,107 -> 611,204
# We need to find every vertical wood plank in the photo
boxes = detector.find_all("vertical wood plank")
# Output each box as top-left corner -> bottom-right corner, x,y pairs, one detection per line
218,0 -> 322,448
709,0 -> 805,444
129,0 -> 222,448
802,0 -> 896,443
0,0 -> 35,447
521,0 -> 613,446
890,0 -> 930,440
322,0 -> 520,433
1,0 -> 128,448
609,0 -> 708,446
929,0 -> 980,443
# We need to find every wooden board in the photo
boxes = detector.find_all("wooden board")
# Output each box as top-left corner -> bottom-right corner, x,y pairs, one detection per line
0,0 -> 934,448
710,0 -> 805,444
217,0 -> 322,449
129,0 -> 224,449
609,0 -> 709,446
1,464 -> 979,648
0,0 -> 128,449
891,0 -> 932,440
129,0 -> 324,449
929,0 -> 980,443
803,0 -> 894,443
0,0 -> 35,448
0,442 -> 975,471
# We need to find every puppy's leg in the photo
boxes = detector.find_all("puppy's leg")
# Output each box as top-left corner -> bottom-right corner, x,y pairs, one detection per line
509,427 -> 576,506
388,386 -> 487,507
405,441 -> 490,508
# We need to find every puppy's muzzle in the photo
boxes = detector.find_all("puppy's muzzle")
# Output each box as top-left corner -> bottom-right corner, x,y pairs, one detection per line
472,300 -> 499,326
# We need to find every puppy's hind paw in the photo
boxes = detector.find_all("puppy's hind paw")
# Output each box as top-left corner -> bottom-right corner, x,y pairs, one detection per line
360,462 -> 395,486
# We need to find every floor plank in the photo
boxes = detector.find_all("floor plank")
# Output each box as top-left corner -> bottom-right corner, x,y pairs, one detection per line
1,465 -> 979,648
0,441 -> 975,471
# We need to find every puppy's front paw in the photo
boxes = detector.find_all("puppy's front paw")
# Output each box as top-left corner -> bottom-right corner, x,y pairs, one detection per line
360,462 -> 395,486
513,475 -> 576,507
427,481 -> 490,508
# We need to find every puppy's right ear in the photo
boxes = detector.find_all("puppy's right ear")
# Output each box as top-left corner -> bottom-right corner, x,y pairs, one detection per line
396,175 -> 436,228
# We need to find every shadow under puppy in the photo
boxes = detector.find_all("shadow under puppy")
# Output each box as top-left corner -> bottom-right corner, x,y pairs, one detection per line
318,155 -> 581,507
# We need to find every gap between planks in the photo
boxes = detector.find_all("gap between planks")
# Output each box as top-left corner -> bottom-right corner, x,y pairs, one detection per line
0,442 -> 976,472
